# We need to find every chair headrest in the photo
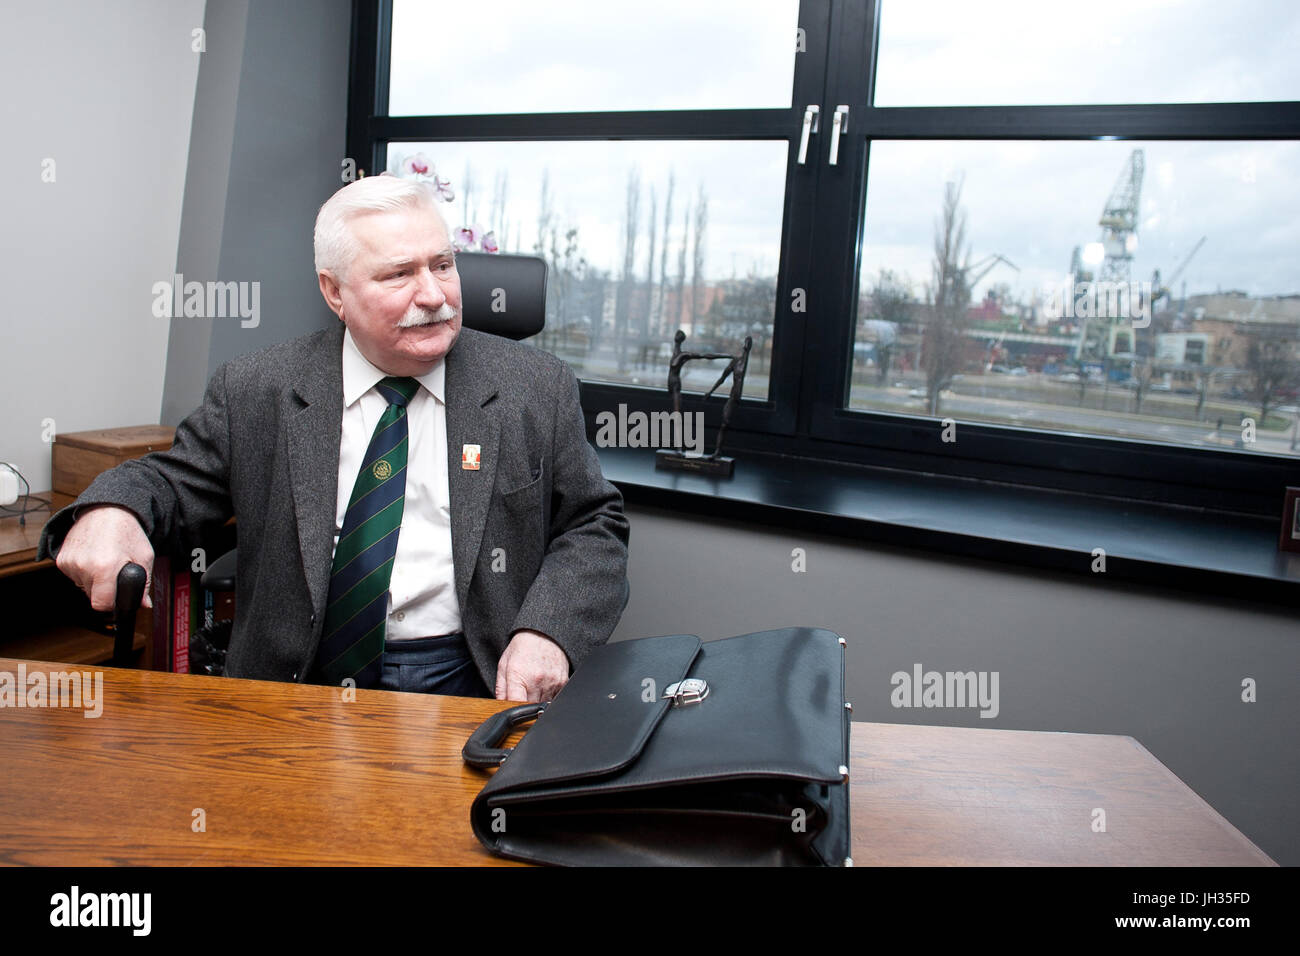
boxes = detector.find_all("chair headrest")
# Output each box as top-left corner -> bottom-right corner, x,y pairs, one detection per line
456,252 -> 548,341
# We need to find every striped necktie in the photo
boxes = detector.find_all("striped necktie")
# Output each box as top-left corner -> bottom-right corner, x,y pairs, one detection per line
314,375 -> 421,688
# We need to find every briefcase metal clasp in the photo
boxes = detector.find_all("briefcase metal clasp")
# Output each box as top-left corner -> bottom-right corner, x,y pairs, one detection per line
663,678 -> 709,706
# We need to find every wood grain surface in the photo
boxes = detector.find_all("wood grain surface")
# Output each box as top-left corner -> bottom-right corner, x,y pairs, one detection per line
0,658 -> 519,866
850,721 -> 1274,866
0,659 -> 1274,866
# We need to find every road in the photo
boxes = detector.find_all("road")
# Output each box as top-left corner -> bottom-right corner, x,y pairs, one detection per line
555,346 -> 1300,458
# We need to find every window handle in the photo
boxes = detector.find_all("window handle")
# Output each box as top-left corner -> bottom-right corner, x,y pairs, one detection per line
797,105 -> 820,165
828,105 -> 849,166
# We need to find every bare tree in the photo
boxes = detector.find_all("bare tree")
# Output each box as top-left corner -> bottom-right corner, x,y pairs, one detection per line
544,223 -> 561,350
675,202 -> 691,337
1194,336 -> 1236,421
615,167 -> 641,373
533,169 -> 552,257
642,185 -> 658,363
489,169 -> 509,239
691,184 -> 709,338
548,224 -> 581,351
656,170 -> 675,336
1122,290 -> 1162,414
461,162 -> 476,228
1195,366 -> 1216,421
923,181 -> 972,416
1246,331 -> 1300,425
870,269 -> 912,384
1129,358 -> 1154,414
728,273 -> 777,374
529,170 -> 555,346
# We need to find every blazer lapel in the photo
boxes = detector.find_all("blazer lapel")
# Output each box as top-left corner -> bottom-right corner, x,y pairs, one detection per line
287,322 -> 345,620
445,330 -> 500,613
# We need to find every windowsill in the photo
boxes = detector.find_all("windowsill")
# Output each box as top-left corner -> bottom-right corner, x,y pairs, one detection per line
597,446 -> 1300,607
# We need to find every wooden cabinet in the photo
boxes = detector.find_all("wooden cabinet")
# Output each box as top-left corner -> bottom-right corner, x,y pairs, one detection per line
50,424 -> 175,512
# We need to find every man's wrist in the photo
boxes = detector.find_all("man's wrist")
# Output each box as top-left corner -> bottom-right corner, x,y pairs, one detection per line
509,628 -> 572,670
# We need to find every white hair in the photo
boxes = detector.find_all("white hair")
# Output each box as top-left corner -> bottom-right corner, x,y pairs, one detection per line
313,175 -> 450,279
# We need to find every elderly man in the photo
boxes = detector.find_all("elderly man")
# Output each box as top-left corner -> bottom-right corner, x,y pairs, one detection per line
38,175 -> 629,702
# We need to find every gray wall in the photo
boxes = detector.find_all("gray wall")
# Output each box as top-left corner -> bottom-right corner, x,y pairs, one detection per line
0,0 -> 204,490
164,0 -> 353,423
161,0 -> 249,426
0,0 -> 349,473
612,504 -> 1299,865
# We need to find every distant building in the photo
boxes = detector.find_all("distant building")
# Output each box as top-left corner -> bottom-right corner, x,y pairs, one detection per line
1156,333 -> 1211,366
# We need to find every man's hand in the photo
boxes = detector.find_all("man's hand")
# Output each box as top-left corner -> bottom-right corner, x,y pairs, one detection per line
495,630 -> 570,702
54,504 -> 155,611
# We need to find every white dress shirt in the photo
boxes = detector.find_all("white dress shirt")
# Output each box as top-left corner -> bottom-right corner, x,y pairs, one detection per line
334,327 -> 461,640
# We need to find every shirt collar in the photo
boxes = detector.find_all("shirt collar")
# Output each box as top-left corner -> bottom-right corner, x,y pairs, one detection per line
342,325 -> 445,408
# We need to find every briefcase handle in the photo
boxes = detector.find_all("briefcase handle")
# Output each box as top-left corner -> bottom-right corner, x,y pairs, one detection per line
462,702 -> 547,768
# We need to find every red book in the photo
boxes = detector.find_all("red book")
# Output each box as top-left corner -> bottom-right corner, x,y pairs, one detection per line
149,554 -> 172,672
172,570 -> 191,674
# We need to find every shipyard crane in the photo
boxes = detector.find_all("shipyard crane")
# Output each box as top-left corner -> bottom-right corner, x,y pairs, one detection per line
1152,235 -> 1207,308
964,253 -> 1019,288
1098,149 -> 1145,285
1069,244 -> 1093,286
1077,149 -> 1146,360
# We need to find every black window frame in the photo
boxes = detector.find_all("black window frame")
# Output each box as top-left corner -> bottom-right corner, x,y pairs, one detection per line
349,0 -> 1300,519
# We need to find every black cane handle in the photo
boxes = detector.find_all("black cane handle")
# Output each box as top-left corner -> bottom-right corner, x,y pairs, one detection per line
113,562 -> 148,668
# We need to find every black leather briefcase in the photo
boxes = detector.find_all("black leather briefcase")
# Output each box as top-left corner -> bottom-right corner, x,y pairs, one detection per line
462,627 -> 852,866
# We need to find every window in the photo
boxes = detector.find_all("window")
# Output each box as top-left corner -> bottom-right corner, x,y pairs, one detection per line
852,139 -> 1300,455
351,0 -> 1300,516
873,0 -> 1300,107
388,0 -> 799,114
383,139 -> 786,399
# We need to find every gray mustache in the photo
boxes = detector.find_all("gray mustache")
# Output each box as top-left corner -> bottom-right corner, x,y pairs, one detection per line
397,303 -> 458,328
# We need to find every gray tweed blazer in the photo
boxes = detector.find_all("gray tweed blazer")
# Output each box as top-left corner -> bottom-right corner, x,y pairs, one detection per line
38,322 -> 630,688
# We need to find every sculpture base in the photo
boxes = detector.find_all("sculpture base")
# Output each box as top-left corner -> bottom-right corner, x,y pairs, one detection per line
655,449 -> 735,477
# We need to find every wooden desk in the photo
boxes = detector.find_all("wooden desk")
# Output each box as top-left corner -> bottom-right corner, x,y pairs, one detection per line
0,659 -> 1273,866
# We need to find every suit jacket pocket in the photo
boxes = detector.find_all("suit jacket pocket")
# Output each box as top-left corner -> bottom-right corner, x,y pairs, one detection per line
498,471 -> 543,509
497,454 -> 546,512
494,456 -> 550,564
487,466 -> 547,584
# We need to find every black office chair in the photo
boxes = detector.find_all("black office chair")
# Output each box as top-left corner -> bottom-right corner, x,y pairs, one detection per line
115,252 -> 626,668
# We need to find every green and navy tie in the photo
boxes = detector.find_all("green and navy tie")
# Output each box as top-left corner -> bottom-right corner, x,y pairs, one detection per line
315,376 -> 421,688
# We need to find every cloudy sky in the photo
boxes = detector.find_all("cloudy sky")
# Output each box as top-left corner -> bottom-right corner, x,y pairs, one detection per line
388,0 -> 1300,306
